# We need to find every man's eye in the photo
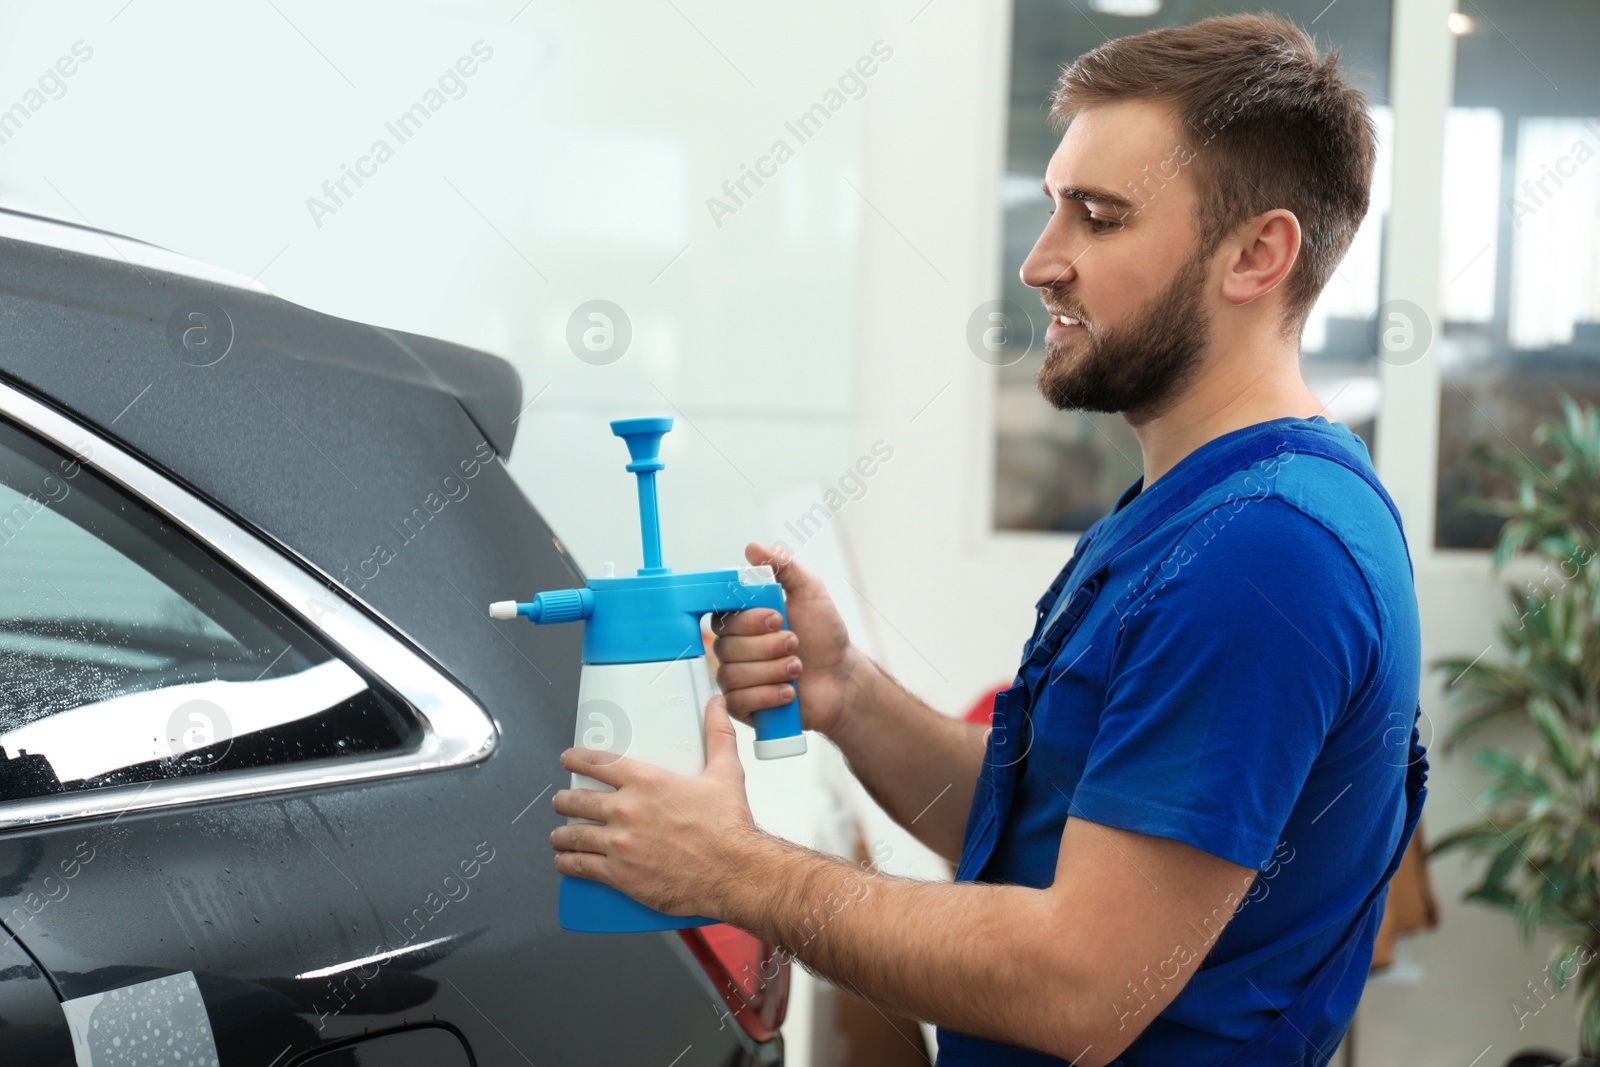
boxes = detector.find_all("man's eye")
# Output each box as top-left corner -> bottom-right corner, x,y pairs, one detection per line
1087,215 -> 1119,233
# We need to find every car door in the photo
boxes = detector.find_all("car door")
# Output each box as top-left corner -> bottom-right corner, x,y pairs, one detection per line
0,380 -> 504,1064
0,916 -> 73,1064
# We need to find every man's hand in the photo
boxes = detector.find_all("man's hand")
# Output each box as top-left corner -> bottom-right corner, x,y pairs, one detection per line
711,541 -> 872,740
551,693 -> 763,918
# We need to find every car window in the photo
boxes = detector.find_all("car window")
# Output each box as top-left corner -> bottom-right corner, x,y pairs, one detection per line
0,417 -> 421,803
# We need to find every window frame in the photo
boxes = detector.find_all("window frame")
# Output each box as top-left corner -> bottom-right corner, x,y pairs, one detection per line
0,375 -> 498,832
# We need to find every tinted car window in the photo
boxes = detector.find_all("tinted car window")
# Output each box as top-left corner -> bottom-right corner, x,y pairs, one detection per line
0,416 -> 420,802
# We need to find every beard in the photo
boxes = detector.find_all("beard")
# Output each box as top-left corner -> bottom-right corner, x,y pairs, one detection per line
1036,249 -> 1213,423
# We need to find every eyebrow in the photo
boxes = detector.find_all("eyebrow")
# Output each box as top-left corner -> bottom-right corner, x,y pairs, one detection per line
1041,180 -> 1137,214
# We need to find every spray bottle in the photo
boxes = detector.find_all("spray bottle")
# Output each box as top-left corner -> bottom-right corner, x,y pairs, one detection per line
491,416 -> 806,932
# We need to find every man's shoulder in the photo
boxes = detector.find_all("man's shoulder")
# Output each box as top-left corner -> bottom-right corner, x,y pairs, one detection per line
1181,425 -> 1406,574
1102,481 -> 1376,630
1086,422 -> 1414,634
1154,493 -> 1370,600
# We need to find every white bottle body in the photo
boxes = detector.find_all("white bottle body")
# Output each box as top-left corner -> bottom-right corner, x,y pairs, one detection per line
566,657 -> 716,824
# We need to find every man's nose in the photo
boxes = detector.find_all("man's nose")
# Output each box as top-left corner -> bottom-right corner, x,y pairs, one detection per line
1019,225 -> 1083,291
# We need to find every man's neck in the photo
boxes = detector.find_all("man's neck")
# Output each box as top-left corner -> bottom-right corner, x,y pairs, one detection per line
1127,356 -> 1326,487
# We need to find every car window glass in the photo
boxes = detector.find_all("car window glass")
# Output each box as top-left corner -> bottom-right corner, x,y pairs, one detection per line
0,417 -> 421,803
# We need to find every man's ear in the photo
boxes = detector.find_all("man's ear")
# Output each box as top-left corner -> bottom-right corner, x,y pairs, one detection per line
1220,209 -> 1301,308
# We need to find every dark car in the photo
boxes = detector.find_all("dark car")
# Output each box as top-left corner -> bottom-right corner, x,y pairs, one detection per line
0,206 -> 789,1066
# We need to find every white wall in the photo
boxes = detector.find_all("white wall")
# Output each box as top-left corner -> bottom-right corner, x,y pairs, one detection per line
0,2 -> 880,1064
0,0 -> 1584,1063
0,0 -> 869,577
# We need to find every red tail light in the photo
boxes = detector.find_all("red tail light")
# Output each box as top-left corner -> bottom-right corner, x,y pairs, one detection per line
678,924 -> 790,1042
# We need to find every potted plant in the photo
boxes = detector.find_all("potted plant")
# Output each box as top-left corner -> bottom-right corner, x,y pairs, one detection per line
1431,393 -> 1600,1061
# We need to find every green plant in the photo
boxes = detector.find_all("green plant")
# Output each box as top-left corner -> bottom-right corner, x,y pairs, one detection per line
1432,393 -> 1600,1053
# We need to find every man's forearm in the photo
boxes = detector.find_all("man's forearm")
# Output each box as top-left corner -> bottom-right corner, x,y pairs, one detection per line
829,662 -> 989,864
718,832 -> 1099,1064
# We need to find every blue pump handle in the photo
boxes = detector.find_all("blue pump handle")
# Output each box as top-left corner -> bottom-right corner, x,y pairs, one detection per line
610,417 -> 673,576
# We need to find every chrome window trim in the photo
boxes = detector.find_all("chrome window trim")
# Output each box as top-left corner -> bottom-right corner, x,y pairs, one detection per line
0,377 -> 497,832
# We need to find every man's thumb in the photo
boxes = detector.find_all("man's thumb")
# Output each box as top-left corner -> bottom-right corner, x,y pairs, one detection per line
745,541 -> 812,597
704,694 -> 743,775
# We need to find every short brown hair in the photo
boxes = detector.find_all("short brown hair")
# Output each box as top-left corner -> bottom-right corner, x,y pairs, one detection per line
1050,13 -> 1376,333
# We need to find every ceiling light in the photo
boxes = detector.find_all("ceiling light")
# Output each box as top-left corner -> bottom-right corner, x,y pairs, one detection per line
1089,0 -> 1161,16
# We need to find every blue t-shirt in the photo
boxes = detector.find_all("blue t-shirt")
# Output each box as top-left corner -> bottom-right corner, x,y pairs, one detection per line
936,416 -> 1420,1066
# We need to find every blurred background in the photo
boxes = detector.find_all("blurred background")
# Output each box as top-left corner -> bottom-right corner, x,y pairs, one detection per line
1,0 -> 1596,1063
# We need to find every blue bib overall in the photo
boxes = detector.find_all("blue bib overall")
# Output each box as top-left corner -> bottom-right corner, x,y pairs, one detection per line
938,425 -> 1429,1066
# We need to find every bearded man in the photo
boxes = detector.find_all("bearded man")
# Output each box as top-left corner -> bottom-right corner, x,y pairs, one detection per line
551,14 -> 1425,1065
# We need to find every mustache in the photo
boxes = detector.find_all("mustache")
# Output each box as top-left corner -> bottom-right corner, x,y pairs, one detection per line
1039,294 -> 1089,323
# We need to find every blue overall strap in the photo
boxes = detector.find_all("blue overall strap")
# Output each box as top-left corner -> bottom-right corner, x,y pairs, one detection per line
952,517 -> 1108,880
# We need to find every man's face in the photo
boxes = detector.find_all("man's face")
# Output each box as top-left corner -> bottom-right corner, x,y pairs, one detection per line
1020,100 -> 1216,420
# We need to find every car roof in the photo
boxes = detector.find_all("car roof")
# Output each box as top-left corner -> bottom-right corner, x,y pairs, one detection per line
0,203 -> 522,459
